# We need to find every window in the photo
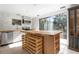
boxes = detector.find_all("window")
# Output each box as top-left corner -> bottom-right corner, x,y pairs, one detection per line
39,13 -> 67,39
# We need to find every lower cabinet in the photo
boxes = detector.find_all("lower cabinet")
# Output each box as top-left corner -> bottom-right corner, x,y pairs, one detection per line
0,32 -> 13,45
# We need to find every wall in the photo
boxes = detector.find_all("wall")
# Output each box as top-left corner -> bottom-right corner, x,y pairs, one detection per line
0,12 -> 22,30
0,12 -> 32,30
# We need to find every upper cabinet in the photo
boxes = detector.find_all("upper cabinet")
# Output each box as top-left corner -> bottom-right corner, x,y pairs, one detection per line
76,9 -> 79,34
23,20 -> 31,24
68,5 -> 79,51
69,10 -> 75,35
12,19 -> 22,25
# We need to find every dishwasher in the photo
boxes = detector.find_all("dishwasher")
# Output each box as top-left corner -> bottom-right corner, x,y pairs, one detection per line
0,32 -> 13,45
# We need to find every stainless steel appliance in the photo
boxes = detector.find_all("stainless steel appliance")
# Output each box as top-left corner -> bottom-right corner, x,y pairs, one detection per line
0,32 -> 13,45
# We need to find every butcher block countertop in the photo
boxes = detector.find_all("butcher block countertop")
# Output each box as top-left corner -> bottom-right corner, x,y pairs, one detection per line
21,30 -> 62,35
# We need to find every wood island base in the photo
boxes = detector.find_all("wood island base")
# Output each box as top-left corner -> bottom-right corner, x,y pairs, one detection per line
22,30 -> 61,54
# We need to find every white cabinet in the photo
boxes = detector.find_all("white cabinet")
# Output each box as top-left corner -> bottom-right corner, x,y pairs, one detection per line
13,32 -> 22,42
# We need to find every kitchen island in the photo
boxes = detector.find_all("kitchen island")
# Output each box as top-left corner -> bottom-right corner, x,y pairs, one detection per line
22,30 -> 61,54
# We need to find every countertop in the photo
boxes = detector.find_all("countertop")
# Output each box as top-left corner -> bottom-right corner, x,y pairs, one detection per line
21,30 -> 62,35
0,29 -> 62,35
0,29 -> 22,32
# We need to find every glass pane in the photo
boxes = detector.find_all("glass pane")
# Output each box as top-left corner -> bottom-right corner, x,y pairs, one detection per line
76,9 -> 79,33
39,18 -> 48,30
69,10 -> 75,35
53,13 -> 67,39
39,12 -> 67,39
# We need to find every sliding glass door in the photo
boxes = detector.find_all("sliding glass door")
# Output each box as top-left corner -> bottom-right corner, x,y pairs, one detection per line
53,13 -> 67,39
39,12 -> 67,39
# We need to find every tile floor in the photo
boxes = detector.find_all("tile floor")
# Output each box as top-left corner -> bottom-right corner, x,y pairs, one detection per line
59,39 -> 79,54
0,39 -> 79,54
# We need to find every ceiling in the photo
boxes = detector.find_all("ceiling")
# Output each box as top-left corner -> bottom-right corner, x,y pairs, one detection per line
0,4 -> 69,17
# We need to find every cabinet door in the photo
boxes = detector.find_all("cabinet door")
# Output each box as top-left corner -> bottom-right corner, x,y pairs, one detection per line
69,36 -> 79,49
76,8 -> 79,49
76,9 -> 79,35
69,36 -> 75,48
74,37 -> 79,49
69,10 -> 75,35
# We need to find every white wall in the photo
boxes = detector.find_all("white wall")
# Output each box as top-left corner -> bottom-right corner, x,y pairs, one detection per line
0,12 -> 32,30
0,12 -> 22,30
